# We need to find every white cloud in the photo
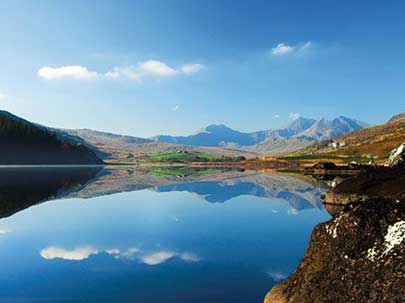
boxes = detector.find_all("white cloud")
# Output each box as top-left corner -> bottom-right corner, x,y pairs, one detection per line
139,60 -> 178,76
105,66 -> 141,81
39,60 -> 204,82
40,246 -> 99,261
180,63 -> 205,74
106,60 -> 204,80
270,41 -> 312,56
0,229 -> 10,235
289,112 -> 301,120
0,93 -> 8,100
273,114 -> 280,119
38,65 -> 99,80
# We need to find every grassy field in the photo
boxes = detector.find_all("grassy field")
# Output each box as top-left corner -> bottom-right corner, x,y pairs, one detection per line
149,151 -> 245,163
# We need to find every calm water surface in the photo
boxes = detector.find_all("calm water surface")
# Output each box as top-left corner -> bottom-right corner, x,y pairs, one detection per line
0,167 -> 330,303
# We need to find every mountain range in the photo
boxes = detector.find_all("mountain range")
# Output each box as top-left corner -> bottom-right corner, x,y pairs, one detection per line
151,116 -> 368,155
0,110 -> 370,164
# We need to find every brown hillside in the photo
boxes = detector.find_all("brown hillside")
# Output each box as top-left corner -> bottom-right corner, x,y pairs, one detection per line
320,116 -> 405,159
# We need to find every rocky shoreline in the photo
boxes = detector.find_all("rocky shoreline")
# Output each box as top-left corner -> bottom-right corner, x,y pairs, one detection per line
264,143 -> 405,303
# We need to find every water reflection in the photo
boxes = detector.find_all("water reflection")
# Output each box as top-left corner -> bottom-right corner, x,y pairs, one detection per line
0,166 -> 101,218
0,166 -> 330,303
0,167 -> 327,218
40,245 -> 201,266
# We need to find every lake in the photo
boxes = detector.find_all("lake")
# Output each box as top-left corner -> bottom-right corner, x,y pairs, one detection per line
0,167 -> 330,303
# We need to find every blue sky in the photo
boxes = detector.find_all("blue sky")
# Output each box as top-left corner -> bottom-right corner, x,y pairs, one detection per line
0,0 -> 404,137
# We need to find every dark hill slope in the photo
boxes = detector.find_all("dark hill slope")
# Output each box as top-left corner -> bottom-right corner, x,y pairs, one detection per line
0,111 -> 102,164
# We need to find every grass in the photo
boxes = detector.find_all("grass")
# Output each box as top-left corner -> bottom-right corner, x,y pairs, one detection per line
149,151 -> 245,163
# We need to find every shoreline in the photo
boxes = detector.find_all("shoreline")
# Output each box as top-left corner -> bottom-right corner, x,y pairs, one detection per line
264,144 -> 405,303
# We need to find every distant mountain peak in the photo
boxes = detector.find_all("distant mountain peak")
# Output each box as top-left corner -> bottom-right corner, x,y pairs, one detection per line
204,123 -> 234,132
296,116 -> 366,141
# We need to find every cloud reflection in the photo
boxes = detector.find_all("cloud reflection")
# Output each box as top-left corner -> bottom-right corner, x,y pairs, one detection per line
140,251 -> 176,265
40,246 -> 201,266
40,246 -> 99,261
267,271 -> 289,282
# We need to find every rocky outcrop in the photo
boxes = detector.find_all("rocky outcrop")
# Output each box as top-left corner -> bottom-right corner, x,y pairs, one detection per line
323,144 -> 405,205
265,143 -> 405,303
385,142 -> 405,167
264,198 -> 405,303
323,164 -> 405,205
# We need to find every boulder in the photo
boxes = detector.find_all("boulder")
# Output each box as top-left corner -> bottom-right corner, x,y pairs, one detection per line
264,198 -> 405,303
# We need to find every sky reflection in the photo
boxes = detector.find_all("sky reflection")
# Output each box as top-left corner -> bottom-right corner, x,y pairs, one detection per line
0,168 -> 330,303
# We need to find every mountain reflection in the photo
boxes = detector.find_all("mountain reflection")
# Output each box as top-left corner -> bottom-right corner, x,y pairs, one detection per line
0,166 -> 327,219
0,166 -> 330,303
155,174 -> 325,211
0,166 -> 101,218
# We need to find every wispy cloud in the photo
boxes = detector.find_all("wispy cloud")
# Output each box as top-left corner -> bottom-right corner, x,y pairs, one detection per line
0,93 -> 8,100
38,60 -> 205,82
289,112 -> 301,120
270,42 -> 312,57
271,43 -> 294,56
38,65 -> 99,80
273,114 -> 280,119
171,105 -> 180,112
180,63 -> 205,74
267,271 -> 289,282
178,252 -> 201,262
0,229 -> 10,235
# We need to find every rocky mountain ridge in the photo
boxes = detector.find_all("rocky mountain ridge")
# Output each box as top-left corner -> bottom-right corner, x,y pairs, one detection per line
151,116 -> 367,155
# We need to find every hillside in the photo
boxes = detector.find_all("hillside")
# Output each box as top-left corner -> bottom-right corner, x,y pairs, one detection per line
289,113 -> 405,162
0,111 -> 102,164
66,128 -> 257,162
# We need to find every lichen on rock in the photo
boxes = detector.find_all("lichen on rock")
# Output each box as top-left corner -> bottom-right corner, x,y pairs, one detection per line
264,199 -> 405,303
385,142 -> 405,167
